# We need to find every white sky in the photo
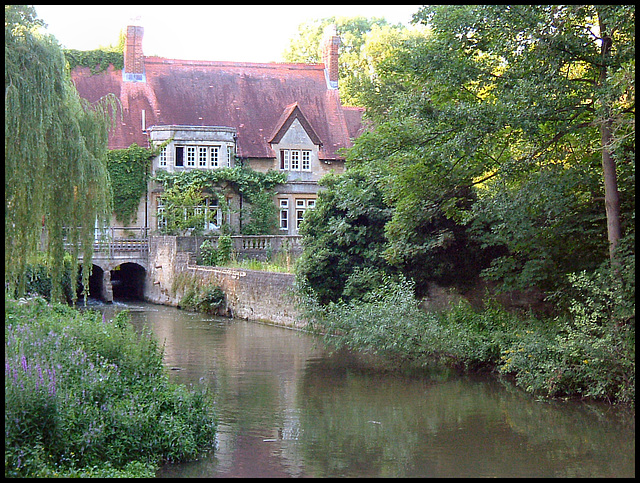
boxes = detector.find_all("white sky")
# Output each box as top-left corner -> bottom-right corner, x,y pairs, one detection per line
32,5 -> 424,63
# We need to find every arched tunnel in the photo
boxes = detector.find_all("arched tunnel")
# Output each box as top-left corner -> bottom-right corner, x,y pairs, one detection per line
110,263 -> 146,300
83,262 -> 146,302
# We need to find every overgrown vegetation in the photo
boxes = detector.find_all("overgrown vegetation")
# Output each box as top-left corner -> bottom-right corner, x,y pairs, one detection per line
296,5 -> 634,405
299,254 -> 635,404
63,48 -> 124,75
154,168 -> 287,236
197,237 -> 295,273
5,296 -> 217,477
106,143 -> 166,225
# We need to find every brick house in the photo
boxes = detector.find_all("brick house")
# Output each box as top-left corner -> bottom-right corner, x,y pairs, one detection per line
71,25 -> 365,236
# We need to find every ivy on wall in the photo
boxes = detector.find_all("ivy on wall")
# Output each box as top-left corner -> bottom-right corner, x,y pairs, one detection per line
64,49 -> 124,75
106,144 -> 160,225
154,167 -> 287,235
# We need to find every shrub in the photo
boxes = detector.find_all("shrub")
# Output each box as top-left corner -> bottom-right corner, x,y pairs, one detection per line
198,239 -> 218,266
217,235 -> 233,264
5,296 -> 217,477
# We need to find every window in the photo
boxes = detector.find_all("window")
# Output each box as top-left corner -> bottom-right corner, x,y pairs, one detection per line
291,150 -> 300,170
210,146 -> 220,168
159,146 -> 167,167
156,197 -> 223,232
227,145 -> 234,167
168,144 -> 228,170
295,199 -> 315,228
280,150 -> 289,170
279,199 -> 289,230
175,146 -> 184,167
280,149 -> 311,171
157,198 -> 167,230
186,146 -> 196,167
204,198 -> 223,230
199,147 -> 208,167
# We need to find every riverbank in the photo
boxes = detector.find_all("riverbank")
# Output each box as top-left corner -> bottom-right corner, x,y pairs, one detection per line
298,277 -> 635,407
4,295 -> 217,478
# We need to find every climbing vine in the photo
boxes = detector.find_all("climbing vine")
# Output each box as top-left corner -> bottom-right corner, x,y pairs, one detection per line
106,143 -> 167,225
64,48 -> 124,75
154,167 -> 287,235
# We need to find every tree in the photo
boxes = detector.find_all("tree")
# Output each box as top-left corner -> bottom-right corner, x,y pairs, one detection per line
296,168 -> 396,305
411,5 -> 635,265
340,5 -> 634,294
282,16 -> 406,106
5,5 -> 116,301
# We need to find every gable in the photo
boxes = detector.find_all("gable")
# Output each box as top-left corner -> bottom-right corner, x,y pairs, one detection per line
269,103 -> 322,147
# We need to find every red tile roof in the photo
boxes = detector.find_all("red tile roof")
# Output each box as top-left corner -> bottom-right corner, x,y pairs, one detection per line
71,57 -> 364,160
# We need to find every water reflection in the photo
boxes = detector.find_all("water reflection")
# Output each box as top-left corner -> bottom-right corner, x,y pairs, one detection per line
97,301 -> 634,478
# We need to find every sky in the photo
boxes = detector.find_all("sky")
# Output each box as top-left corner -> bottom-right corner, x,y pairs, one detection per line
32,5 -> 424,63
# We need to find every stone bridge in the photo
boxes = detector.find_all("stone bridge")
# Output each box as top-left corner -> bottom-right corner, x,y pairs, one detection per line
78,229 -> 301,303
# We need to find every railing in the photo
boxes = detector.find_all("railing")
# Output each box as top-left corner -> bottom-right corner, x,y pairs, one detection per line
92,227 -> 149,258
235,235 -> 302,252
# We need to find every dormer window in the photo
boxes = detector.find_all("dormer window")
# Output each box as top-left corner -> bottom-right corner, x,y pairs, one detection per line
280,149 -> 311,172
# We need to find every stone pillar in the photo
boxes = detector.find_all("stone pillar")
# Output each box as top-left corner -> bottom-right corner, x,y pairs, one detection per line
102,270 -> 113,303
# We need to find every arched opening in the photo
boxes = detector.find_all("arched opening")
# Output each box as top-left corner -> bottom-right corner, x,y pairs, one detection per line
110,262 -> 146,300
88,264 -> 104,299
74,264 -> 107,303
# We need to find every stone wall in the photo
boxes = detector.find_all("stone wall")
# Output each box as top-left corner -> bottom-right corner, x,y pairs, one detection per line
144,236 -> 303,328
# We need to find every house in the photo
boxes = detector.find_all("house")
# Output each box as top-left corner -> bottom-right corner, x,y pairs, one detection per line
71,25 -> 365,236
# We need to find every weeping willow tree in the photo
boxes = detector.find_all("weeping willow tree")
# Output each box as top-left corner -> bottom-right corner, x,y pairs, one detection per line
5,5 -> 117,302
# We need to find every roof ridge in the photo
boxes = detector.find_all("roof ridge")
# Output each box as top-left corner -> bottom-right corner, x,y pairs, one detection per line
144,56 -> 325,70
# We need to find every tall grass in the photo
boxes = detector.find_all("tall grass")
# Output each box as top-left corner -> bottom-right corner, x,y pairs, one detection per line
5,295 -> 217,477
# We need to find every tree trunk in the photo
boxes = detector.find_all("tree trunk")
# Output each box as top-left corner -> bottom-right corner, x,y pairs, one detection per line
600,119 -> 622,260
598,12 -> 622,261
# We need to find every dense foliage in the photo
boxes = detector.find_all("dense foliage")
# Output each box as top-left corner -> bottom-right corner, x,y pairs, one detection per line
154,167 -> 287,235
63,48 -> 124,75
5,296 -> 217,477
282,16 -> 415,106
5,5 -> 116,302
295,6 -> 634,404
106,143 -> 164,225
300,264 -> 634,404
296,168 -> 397,304
298,5 -> 634,302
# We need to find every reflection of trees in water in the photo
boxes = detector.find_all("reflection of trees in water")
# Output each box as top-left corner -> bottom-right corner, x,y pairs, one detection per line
296,352 -> 635,477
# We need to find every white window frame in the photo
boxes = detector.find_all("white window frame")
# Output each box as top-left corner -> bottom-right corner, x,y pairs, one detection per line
291,150 -> 300,170
186,146 -> 196,167
198,147 -> 208,167
302,150 -> 310,170
157,198 -> 167,230
226,145 -> 233,167
210,146 -> 220,168
158,146 -> 167,167
279,199 -> 289,230
295,198 -> 315,228
280,150 -> 290,170
280,149 -> 312,171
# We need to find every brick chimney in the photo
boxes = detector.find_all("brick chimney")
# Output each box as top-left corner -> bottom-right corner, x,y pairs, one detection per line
322,25 -> 340,89
124,25 -> 145,81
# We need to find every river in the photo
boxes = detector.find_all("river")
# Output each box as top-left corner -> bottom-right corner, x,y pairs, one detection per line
96,300 -> 635,478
